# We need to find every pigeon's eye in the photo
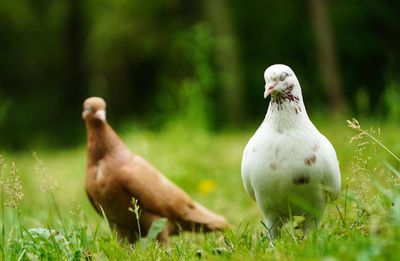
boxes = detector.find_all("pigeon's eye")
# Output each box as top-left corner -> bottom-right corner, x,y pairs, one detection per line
279,72 -> 289,81
85,106 -> 93,113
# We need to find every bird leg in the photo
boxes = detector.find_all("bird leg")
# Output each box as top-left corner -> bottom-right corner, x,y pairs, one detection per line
301,216 -> 319,240
114,223 -> 139,244
262,216 -> 282,245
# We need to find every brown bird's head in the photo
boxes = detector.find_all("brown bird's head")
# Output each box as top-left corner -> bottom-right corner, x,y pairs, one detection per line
82,97 -> 107,124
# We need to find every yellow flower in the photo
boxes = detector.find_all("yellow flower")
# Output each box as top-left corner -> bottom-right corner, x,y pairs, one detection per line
197,179 -> 216,195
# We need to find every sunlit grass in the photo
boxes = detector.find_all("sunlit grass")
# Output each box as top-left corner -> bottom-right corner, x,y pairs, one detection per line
0,117 -> 400,260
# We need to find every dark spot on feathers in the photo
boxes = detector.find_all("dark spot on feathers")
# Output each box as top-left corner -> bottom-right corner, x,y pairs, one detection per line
304,154 -> 317,166
275,147 -> 280,157
271,84 -> 299,111
293,175 -> 310,185
270,163 -> 278,170
285,84 -> 294,93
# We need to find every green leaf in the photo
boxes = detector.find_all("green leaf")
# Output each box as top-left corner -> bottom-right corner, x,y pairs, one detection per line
145,218 -> 167,241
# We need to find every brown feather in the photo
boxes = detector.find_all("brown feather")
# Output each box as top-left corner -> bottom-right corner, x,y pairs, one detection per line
83,97 -> 228,243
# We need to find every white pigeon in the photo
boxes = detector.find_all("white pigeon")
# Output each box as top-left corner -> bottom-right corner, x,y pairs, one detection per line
241,64 -> 341,240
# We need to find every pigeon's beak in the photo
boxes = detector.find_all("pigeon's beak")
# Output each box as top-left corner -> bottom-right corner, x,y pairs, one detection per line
94,109 -> 106,122
264,85 -> 275,98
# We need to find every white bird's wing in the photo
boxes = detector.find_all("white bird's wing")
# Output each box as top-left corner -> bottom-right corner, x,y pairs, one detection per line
319,135 -> 341,201
241,148 -> 256,201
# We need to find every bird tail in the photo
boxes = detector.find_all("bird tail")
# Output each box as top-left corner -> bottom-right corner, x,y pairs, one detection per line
178,201 -> 229,232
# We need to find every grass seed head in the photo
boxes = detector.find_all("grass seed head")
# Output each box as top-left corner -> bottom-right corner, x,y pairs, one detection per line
347,118 -> 361,131
33,152 -> 59,193
347,119 -> 377,203
4,162 -> 24,208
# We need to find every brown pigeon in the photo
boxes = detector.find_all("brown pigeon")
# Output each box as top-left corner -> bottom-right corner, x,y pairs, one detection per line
82,97 -> 228,243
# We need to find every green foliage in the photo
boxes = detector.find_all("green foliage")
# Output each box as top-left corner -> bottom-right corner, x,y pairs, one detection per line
15,228 -> 70,260
158,22 -> 216,130
1,1 -> 400,149
382,81 -> 400,121
0,96 -> 11,127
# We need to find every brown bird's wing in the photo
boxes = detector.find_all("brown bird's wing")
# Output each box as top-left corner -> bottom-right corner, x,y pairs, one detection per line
117,154 -> 228,231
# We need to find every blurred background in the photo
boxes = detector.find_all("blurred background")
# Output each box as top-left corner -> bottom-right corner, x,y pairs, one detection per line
0,0 -> 399,150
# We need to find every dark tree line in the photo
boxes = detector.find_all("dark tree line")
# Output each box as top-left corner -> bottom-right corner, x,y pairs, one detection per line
0,0 -> 399,149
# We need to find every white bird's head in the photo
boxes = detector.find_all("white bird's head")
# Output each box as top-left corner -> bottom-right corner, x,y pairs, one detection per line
82,97 -> 107,124
263,64 -> 301,100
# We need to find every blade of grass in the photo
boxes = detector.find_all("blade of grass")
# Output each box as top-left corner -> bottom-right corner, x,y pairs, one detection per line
99,205 -> 113,239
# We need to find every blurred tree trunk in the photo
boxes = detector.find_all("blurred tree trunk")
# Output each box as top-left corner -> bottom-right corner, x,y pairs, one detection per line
308,0 -> 346,114
62,0 -> 87,141
65,0 -> 87,105
204,0 -> 245,125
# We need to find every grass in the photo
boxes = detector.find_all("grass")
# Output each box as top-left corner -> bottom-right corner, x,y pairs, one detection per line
0,117 -> 400,260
